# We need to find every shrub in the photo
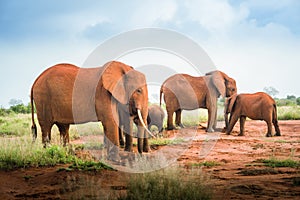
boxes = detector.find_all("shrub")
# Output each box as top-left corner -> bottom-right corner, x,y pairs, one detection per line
277,106 -> 300,120
119,167 -> 212,200
261,158 -> 300,168
297,97 -> 300,106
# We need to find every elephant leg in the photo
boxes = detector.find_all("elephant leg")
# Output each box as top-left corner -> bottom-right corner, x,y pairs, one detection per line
143,129 -> 149,153
158,122 -> 164,133
238,116 -> 246,136
118,125 -> 125,147
56,123 -> 70,146
224,113 -> 229,130
166,109 -> 176,130
137,126 -> 144,153
175,109 -> 184,128
207,108 -> 215,132
212,107 -> 218,130
40,122 -> 53,148
102,122 -> 120,162
266,120 -> 273,137
124,117 -> 133,152
273,119 -> 281,136
226,113 -> 239,135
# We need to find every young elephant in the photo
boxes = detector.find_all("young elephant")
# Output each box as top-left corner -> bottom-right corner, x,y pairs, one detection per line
118,104 -> 165,151
225,92 -> 281,137
147,104 -> 165,133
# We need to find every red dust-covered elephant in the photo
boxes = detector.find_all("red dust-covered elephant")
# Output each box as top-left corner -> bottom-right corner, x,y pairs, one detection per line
160,71 -> 237,132
31,61 -> 149,161
225,92 -> 281,137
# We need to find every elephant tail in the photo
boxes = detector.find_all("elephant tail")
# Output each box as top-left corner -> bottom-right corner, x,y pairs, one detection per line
31,88 -> 37,142
272,104 -> 278,123
159,86 -> 163,107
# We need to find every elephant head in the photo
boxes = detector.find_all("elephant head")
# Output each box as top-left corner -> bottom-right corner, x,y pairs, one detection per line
206,70 -> 237,98
101,61 -> 150,153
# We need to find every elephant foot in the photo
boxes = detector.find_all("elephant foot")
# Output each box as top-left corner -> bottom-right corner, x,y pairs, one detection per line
143,146 -> 150,153
238,133 -> 244,136
176,123 -> 185,128
119,140 -> 125,147
266,133 -> 272,137
167,125 -> 176,130
124,146 -> 133,152
275,132 -> 281,136
107,153 -> 121,163
221,127 -> 227,133
206,127 -> 214,133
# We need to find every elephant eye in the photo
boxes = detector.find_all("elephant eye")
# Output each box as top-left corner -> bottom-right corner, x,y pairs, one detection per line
136,88 -> 143,94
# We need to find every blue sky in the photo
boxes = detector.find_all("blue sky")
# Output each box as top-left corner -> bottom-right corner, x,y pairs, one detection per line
1,0 -> 300,108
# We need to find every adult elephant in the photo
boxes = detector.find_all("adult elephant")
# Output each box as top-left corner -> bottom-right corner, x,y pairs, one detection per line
31,61 -> 150,161
160,71 -> 237,132
225,92 -> 281,137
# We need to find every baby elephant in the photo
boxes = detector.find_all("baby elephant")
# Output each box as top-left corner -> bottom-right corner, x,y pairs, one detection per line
225,92 -> 281,137
134,104 -> 165,133
147,104 -> 165,133
119,104 -> 165,149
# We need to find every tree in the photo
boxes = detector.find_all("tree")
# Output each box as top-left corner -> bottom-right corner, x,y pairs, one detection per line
297,97 -> 300,106
263,86 -> 279,98
9,99 -> 23,106
287,95 -> 296,100
8,99 -> 31,114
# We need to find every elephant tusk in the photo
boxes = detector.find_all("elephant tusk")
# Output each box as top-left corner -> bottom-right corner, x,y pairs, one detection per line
137,109 -> 156,138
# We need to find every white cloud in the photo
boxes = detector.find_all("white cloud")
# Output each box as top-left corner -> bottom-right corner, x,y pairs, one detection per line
184,0 -> 249,33
129,0 -> 177,27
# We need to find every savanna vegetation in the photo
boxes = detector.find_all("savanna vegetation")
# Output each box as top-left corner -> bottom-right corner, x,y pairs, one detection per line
0,93 -> 299,199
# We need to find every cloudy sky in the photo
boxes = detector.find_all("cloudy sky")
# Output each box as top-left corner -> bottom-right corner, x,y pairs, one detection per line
0,0 -> 299,107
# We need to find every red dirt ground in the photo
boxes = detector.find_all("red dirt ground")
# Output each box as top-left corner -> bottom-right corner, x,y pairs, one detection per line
0,120 -> 299,199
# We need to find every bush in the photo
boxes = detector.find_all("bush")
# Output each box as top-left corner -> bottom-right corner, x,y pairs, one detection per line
297,97 -> 300,106
9,103 -> 31,114
277,106 -> 300,120
276,99 -> 296,107
118,167 -> 212,200
0,114 -> 31,136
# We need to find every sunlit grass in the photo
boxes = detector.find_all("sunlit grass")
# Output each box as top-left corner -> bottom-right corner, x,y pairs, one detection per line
277,106 -> 300,120
118,166 -> 213,200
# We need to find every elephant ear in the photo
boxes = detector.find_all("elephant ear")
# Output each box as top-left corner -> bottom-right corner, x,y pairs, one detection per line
206,71 -> 226,98
102,61 -> 133,104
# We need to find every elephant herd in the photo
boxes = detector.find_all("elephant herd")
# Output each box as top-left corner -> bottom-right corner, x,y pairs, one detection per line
31,61 -> 280,161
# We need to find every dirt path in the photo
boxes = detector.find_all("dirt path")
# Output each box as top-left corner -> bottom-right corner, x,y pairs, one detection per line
0,120 -> 299,199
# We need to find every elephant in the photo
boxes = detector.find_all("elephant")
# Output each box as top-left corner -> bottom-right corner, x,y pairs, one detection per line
147,104 -> 165,133
118,104 -> 164,151
160,70 -> 237,132
225,92 -> 281,137
31,61 -> 150,161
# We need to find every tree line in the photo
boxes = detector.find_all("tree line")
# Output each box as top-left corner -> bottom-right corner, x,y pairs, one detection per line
0,99 -> 32,116
1,93 -> 300,116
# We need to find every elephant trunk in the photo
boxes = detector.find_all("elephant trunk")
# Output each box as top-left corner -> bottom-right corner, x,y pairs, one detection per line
137,109 -> 156,138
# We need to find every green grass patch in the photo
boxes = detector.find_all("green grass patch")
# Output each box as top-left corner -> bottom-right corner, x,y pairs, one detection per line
0,135 -> 111,170
118,167 -> 212,200
149,138 -> 185,146
260,158 -> 300,168
277,106 -> 300,120
190,161 -> 220,168
70,160 -> 114,171
0,114 -> 31,136
0,139 -> 75,170
237,168 -> 279,176
274,140 -> 300,144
